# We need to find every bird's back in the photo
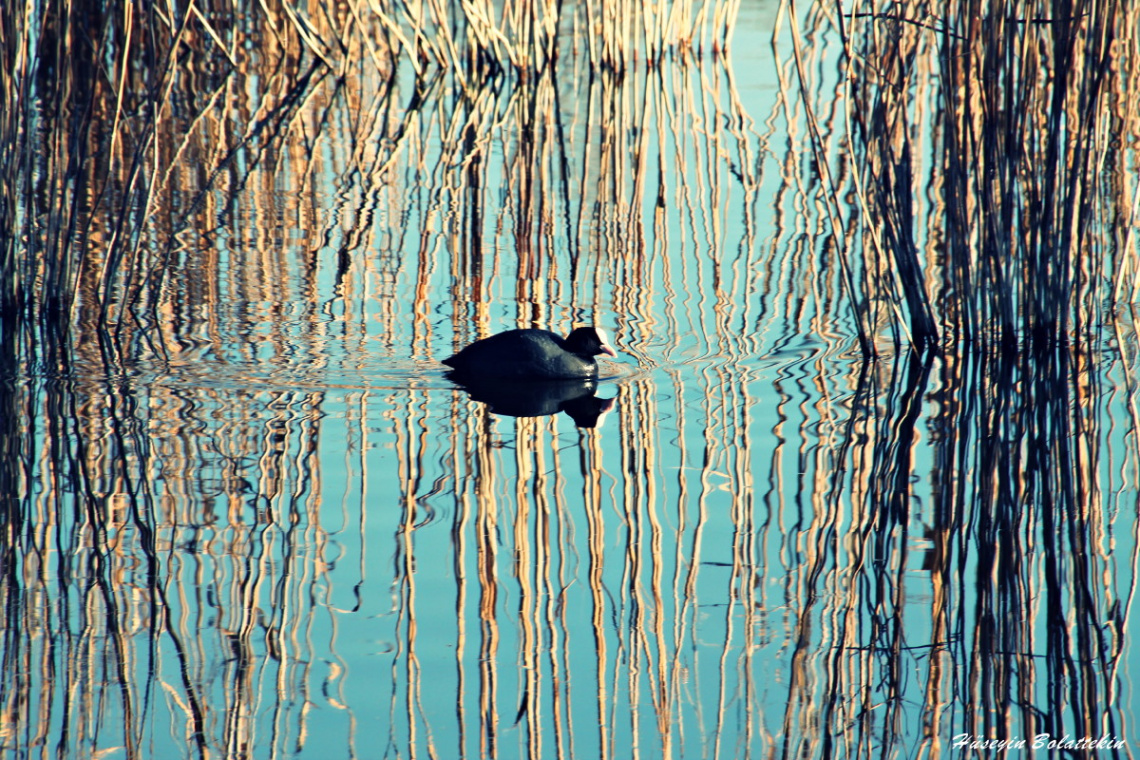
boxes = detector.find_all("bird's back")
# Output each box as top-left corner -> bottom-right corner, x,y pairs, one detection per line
443,329 -> 598,379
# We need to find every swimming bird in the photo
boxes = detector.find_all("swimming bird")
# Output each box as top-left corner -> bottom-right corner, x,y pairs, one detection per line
442,326 -> 617,380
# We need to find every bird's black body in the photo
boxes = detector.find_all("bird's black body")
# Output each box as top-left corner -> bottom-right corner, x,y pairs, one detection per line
442,327 -> 617,380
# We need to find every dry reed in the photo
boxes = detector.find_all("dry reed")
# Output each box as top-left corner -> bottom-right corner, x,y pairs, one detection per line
789,0 -> 1139,352
2,0 -> 1137,758
1,1 -> 757,756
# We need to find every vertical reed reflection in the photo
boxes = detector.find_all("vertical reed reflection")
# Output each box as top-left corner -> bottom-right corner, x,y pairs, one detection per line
3,0 -> 1139,758
779,0 -> 1140,754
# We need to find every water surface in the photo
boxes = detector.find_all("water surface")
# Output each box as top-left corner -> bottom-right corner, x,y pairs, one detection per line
3,3 -> 1138,759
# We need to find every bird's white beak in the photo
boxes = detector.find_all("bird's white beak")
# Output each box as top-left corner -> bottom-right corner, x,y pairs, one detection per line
597,328 -> 618,358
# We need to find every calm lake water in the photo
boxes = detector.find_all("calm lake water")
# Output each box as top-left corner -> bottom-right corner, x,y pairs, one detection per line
4,2 -> 1139,758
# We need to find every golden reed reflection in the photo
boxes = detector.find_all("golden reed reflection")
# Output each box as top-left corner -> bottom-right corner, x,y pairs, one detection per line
2,0 -> 1139,759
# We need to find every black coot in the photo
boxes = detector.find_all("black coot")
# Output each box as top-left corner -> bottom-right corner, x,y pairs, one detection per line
442,326 -> 617,380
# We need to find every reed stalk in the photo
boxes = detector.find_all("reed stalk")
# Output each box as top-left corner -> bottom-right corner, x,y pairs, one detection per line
789,0 -> 1138,351
779,1 -> 1137,749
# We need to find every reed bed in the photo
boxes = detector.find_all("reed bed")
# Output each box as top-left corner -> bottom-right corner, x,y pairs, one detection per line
778,0 -> 1140,752
0,0 -> 742,372
367,0 -> 740,80
788,0 -> 1140,352
1,0 -> 1138,758
1,1 -> 767,756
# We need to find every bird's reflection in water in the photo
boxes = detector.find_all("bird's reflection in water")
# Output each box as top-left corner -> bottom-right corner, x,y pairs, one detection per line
447,374 -> 615,428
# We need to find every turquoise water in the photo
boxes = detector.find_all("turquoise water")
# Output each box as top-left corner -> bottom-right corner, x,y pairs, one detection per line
4,4 -> 1139,759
